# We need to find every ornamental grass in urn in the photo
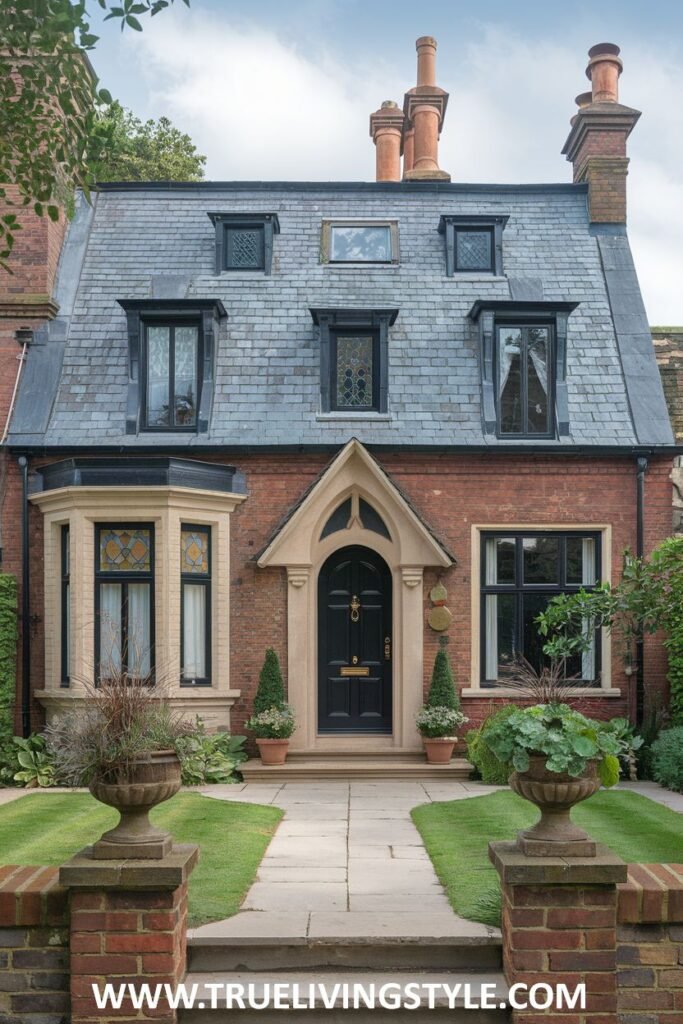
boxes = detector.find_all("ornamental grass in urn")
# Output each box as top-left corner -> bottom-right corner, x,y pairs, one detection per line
46,672 -> 189,860
484,702 -> 636,856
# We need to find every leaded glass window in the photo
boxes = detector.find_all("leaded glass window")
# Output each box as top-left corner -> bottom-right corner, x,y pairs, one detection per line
144,322 -> 200,430
180,525 -> 211,685
481,532 -> 600,686
331,330 -> 378,410
497,324 -> 553,437
329,225 -> 392,263
455,229 -> 493,271
225,225 -> 265,270
96,524 -> 154,681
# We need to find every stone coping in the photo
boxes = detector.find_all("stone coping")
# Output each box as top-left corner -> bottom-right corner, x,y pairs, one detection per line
59,843 -> 199,891
618,863 -> 683,924
489,840 -> 628,885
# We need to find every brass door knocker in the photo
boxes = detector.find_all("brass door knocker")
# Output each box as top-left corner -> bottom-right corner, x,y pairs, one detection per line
350,595 -> 361,622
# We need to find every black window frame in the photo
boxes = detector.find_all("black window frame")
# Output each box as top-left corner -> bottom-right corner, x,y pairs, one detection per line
94,522 -> 155,684
180,523 -> 212,688
60,524 -> 70,688
330,327 -> 381,413
495,321 -> 555,440
141,318 -> 203,433
439,215 -> 508,276
208,212 -> 279,275
480,530 -> 602,688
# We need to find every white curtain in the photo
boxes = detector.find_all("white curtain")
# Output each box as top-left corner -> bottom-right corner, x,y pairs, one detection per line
485,539 -> 498,681
99,583 -> 122,676
183,584 -> 206,680
128,583 -> 151,677
498,333 -> 519,394
581,538 -> 596,681
527,339 -> 548,394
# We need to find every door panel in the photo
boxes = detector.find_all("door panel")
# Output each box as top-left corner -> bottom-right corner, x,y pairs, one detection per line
318,545 -> 392,733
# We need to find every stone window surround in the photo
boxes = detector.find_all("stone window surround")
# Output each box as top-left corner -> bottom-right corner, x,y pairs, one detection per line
207,212 -> 280,275
319,219 -> 400,265
30,485 -> 246,731
463,522 -> 620,698
438,214 -> 509,276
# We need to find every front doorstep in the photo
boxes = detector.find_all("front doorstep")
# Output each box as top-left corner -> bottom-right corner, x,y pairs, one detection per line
241,751 -> 471,782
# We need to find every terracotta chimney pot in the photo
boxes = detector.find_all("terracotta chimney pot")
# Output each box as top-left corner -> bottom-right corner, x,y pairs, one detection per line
416,36 -> 437,87
586,42 -> 622,103
369,100 -> 405,182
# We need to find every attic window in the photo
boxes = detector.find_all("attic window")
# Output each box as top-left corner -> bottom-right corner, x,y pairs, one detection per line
321,221 -> 399,264
207,213 -> 280,275
320,495 -> 390,541
438,215 -> 508,276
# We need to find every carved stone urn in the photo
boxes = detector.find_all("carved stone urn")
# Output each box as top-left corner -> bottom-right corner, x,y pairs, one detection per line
510,755 -> 601,857
89,749 -> 182,860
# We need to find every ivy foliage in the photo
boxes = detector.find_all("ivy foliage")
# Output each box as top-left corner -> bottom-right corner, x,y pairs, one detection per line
0,0 -> 190,267
537,537 -> 683,725
0,574 -> 18,784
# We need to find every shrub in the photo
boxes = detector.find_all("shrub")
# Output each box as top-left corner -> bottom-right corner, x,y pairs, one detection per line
253,648 -> 286,715
651,727 -> 683,792
416,706 -> 468,739
466,705 -> 518,784
11,735 -> 58,788
247,705 -> 295,739
0,574 -> 18,786
426,643 -> 460,711
636,703 -> 669,780
175,721 -> 247,785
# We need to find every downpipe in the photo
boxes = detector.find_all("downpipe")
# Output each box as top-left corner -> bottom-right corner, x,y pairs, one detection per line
18,456 -> 30,737
635,456 -> 648,728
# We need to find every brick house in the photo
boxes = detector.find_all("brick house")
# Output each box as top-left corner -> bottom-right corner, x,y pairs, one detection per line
0,39 -> 677,767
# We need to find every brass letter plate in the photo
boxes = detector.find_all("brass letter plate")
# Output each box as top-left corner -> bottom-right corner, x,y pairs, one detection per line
340,666 -> 370,677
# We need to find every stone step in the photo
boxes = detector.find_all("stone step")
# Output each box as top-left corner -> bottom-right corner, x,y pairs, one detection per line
241,756 -> 471,782
179,970 -> 509,1022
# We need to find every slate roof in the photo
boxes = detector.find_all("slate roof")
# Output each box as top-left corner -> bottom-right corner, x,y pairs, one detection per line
8,180 -> 674,450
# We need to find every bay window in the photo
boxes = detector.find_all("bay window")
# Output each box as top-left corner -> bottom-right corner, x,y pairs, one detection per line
95,524 -> 154,681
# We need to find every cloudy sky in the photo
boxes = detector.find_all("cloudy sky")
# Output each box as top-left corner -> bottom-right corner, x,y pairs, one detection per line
88,0 -> 683,323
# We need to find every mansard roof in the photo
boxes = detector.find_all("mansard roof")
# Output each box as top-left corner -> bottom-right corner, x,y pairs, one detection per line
7,180 -> 674,451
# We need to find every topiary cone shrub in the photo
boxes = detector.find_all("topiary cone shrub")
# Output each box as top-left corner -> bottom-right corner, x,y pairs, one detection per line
253,647 -> 286,714
427,639 -> 461,712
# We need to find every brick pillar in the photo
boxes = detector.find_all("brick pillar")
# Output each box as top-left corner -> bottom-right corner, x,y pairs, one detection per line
60,844 -> 198,1023
490,841 -> 627,1024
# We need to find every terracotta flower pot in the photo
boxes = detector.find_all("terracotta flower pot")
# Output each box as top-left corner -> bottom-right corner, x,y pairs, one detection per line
423,737 -> 456,764
510,755 -> 601,857
256,738 -> 290,765
89,749 -> 182,860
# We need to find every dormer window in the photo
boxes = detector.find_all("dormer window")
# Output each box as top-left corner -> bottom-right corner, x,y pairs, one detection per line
439,215 -> 508,276
321,220 -> 399,265
207,213 -> 279,274
310,307 -> 399,415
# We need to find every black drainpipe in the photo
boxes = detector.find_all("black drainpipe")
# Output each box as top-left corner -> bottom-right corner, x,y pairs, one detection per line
18,456 -> 31,738
635,456 -> 648,727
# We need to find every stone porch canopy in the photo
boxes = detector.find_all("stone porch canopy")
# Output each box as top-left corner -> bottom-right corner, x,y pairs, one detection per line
257,439 -> 454,753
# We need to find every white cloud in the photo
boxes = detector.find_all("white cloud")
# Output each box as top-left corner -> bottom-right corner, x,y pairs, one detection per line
124,12 -> 683,322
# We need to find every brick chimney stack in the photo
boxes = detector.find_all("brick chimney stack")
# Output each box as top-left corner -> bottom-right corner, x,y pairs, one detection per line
562,43 -> 641,223
369,101 -> 405,182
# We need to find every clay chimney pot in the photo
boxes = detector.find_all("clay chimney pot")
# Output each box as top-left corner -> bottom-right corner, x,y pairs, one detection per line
585,42 -> 622,103
575,91 -> 593,110
415,35 -> 437,87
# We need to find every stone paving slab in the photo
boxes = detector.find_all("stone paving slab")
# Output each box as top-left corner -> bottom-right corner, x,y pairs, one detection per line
244,881 -> 348,912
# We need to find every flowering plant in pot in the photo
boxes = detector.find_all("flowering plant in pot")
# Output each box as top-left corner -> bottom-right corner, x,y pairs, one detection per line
484,702 -> 636,855
247,648 -> 295,765
46,668 -> 188,860
417,640 -> 468,763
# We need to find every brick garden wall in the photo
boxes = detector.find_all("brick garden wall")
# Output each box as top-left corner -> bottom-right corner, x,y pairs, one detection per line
0,865 -> 69,1023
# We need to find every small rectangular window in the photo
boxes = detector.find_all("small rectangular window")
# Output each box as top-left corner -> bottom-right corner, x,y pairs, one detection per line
95,524 -> 154,681
61,525 -> 70,687
455,228 -> 494,271
331,329 -> 379,411
481,531 -> 601,686
497,324 -> 553,437
143,321 -> 200,431
180,525 -> 211,686
224,224 -> 265,270
330,225 -> 391,263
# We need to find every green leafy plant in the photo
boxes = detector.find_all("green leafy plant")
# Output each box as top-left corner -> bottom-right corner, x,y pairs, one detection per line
466,705 -> 519,784
247,705 -> 295,740
12,735 -> 58,789
253,648 -> 286,715
0,574 -> 18,785
635,702 -> 669,780
604,717 -> 644,782
415,706 -> 468,739
426,641 -> 461,711
175,720 -> 247,785
484,703 -> 634,786
88,100 -> 205,182
650,727 -> 683,793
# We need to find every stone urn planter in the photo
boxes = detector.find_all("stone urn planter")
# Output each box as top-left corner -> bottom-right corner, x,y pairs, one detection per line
89,749 -> 182,860
510,755 -> 602,857
423,737 -> 456,764
256,738 -> 290,766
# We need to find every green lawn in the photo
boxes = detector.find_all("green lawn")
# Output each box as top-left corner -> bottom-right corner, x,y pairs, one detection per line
412,790 -> 683,927
0,792 -> 282,926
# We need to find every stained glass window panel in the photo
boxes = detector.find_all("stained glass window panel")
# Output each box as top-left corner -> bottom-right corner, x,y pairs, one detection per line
146,326 -> 170,427
456,230 -> 492,271
330,226 -> 391,262
174,326 -> 198,426
181,528 -> 210,575
336,335 -> 374,408
100,528 -> 152,573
